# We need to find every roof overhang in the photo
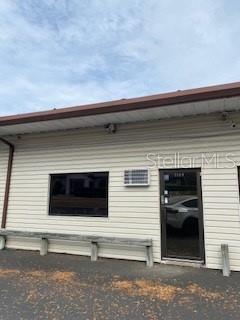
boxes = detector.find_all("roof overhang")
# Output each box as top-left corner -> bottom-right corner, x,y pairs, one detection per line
1,82 -> 240,136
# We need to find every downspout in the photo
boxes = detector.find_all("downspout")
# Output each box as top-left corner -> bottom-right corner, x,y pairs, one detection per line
0,138 -> 14,228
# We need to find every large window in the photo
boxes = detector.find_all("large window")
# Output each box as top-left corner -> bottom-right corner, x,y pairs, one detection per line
49,172 -> 108,217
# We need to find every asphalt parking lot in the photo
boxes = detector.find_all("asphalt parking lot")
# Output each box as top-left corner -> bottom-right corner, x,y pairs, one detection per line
0,249 -> 239,320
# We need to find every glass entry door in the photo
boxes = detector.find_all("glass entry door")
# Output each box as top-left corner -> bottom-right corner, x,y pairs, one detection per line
160,169 -> 205,261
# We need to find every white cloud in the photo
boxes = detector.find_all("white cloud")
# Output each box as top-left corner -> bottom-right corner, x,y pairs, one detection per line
0,0 -> 239,115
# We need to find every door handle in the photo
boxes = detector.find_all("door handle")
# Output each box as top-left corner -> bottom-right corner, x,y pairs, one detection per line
161,195 -> 169,205
161,195 -> 165,205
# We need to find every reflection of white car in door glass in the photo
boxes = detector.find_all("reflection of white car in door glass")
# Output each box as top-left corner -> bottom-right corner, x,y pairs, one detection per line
165,196 -> 199,234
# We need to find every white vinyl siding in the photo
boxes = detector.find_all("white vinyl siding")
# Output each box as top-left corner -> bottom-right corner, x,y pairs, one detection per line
1,112 -> 240,270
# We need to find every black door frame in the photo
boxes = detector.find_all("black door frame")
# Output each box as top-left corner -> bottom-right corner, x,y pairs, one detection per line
159,168 -> 205,262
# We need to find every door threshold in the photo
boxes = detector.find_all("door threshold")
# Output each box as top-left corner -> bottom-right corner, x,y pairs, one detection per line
161,258 -> 205,268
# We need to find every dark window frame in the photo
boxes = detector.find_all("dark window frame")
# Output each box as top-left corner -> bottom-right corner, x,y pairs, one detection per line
49,172 -> 109,218
238,167 -> 240,199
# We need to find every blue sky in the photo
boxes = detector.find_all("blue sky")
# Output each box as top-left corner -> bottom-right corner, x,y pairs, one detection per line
0,0 -> 239,116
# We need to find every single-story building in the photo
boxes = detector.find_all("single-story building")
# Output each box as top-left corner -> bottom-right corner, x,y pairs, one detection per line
1,82 -> 240,271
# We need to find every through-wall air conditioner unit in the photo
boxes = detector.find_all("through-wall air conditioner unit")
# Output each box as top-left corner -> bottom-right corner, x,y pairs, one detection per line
124,169 -> 150,186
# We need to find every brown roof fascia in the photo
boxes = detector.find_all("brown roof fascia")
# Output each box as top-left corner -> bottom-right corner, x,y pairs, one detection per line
1,82 -> 240,126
